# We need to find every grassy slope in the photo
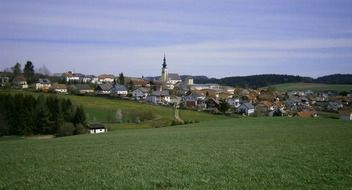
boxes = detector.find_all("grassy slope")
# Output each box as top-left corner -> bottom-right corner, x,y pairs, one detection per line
0,90 -> 227,129
1,117 -> 352,189
271,82 -> 352,92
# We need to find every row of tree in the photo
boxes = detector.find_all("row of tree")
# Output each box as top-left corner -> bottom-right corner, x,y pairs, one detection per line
0,93 -> 87,136
2,61 -> 56,85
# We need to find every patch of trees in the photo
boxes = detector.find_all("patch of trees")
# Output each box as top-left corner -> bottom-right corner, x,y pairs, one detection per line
315,74 -> 352,84
0,93 -> 87,137
190,74 -> 313,88
2,61 -> 61,85
190,74 -> 352,88
105,109 -> 155,124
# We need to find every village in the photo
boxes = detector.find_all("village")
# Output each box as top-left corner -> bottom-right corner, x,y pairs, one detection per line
1,56 -> 352,121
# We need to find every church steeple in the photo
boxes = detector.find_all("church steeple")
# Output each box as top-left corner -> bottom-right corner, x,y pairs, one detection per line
161,54 -> 168,86
162,53 -> 167,69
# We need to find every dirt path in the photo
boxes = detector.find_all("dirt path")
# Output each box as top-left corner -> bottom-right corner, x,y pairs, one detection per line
25,135 -> 55,140
174,107 -> 184,123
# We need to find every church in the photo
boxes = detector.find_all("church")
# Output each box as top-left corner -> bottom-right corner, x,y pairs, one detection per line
160,54 -> 182,90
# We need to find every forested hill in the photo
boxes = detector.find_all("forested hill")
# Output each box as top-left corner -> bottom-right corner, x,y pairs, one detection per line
181,74 -> 352,88
315,74 -> 352,84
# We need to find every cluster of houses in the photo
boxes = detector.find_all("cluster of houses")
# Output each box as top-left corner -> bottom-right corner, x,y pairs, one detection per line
1,56 -> 352,121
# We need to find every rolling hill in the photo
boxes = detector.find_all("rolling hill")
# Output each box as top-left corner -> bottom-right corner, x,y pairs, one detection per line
0,90 -> 227,129
271,82 -> 352,92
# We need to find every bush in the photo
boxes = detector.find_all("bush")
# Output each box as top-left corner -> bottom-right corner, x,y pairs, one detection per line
57,123 -> 75,137
123,111 -> 155,123
75,124 -> 87,135
171,120 -> 184,126
151,119 -> 171,128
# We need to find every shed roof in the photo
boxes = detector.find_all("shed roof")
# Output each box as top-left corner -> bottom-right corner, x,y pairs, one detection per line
88,123 -> 106,129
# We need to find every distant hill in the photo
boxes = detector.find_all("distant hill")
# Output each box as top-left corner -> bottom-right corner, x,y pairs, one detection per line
184,74 -> 352,88
271,82 -> 352,92
315,74 -> 352,84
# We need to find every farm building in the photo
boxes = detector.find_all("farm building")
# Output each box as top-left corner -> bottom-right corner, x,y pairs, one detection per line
88,123 -> 107,134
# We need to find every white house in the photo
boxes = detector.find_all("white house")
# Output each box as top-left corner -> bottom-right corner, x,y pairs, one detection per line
227,97 -> 241,108
63,71 -> 80,83
237,102 -> 255,116
80,75 -> 97,84
98,74 -> 115,83
111,84 -> 128,97
168,73 -> 182,85
147,90 -> 170,104
88,123 -> 107,134
50,83 -> 68,94
12,76 -> 28,89
132,88 -> 149,100
35,78 -> 51,91
184,76 -> 194,86
72,84 -> 95,94
96,83 -> 113,95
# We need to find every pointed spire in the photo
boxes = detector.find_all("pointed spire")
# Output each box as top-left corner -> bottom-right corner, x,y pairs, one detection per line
162,53 -> 167,68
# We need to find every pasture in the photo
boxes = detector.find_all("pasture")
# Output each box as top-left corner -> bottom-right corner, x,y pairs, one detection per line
271,82 -> 352,92
1,117 -> 351,189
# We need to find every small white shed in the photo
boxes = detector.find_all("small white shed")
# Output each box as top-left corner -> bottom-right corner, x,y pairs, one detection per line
88,123 -> 107,134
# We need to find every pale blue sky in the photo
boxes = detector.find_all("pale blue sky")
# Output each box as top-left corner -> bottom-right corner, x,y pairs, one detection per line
1,0 -> 352,77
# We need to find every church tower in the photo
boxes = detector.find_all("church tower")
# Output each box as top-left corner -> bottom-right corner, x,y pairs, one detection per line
161,54 -> 168,84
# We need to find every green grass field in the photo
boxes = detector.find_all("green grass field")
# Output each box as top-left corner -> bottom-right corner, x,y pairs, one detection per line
1,117 -> 352,189
271,82 -> 352,92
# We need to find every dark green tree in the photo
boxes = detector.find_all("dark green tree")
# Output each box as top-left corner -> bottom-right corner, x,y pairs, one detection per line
73,105 -> 86,126
61,98 -> 74,122
218,100 -> 230,113
24,61 -> 35,83
46,96 -> 64,133
11,62 -> 22,76
34,95 -> 51,134
0,112 -> 9,136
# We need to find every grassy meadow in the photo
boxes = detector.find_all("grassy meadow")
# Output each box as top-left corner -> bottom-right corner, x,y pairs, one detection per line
1,117 -> 352,189
271,82 -> 352,92
0,89 -> 227,129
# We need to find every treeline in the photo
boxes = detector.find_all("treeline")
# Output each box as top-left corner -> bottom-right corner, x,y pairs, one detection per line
190,74 -> 312,88
315,74 -> 352,84
1,61 -> 61,85
0,93 -> 86,137
188,74 -> 352,88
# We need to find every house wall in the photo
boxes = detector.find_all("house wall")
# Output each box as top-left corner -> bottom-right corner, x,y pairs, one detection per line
96,90 -> 110,95
147,96 -> 158,103
116,91 -> 128,95
54,89 -> 67,93
36,83 -> 51,90
132,91 -> 148,99
99,78 -> 114,83
227,98 -> 240,108
90,128 -> 107,134
79,89 -> 94,94
247,109 -> 255,115
66,77 -> 80,82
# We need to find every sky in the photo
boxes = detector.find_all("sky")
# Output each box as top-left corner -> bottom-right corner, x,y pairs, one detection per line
1,0 -> 352,78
